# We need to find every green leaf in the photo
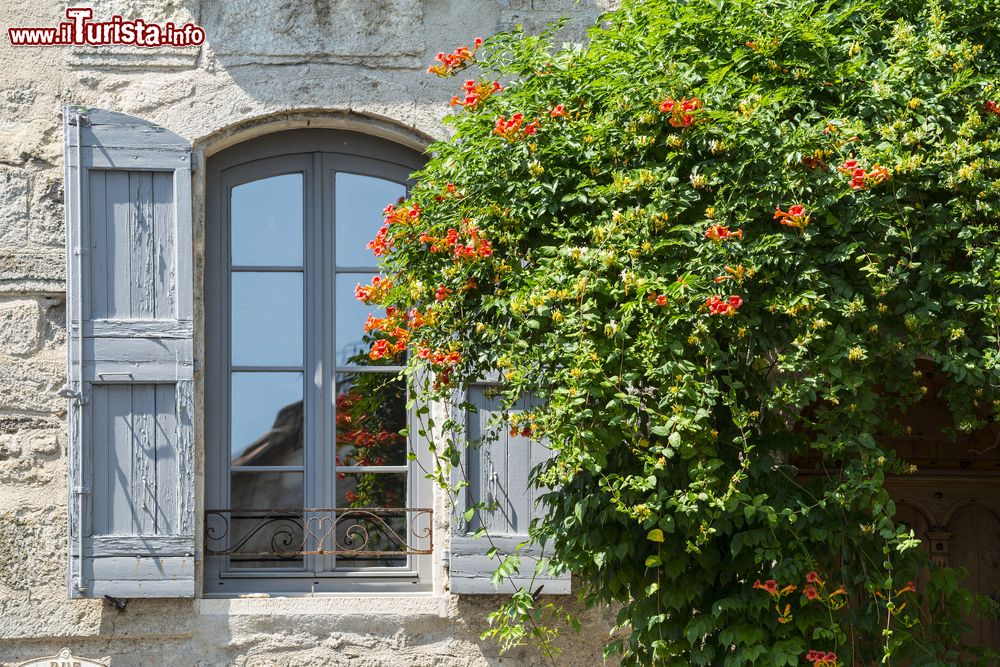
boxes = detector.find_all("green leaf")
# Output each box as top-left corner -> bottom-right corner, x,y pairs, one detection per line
647,528 -> 665,542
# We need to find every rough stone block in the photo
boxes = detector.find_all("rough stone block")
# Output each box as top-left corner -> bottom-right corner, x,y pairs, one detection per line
0,356 -> 64,413
203,0 -> 425,68
28,170 -> 64,247
0,428 -> 63,485
0,249 -> 65,294
0,166 -> 29,249
0,511 -> 65,595
0,298 -> 44,356
66,0 -> 201,70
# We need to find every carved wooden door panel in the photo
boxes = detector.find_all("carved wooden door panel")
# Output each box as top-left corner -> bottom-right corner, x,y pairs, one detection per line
887,477 -> 1000,651
880,362 -> 1000,651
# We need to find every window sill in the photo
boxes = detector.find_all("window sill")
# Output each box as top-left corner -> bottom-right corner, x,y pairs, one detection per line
198,594 -> 453,618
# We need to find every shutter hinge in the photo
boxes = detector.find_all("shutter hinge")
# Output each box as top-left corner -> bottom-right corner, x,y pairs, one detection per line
193,357 -> 201,372
58,386 -> 87,404
67,111 -> 90,126
73,485 -> 91,495
189,151 -> 198,172
57,386 -> 80,399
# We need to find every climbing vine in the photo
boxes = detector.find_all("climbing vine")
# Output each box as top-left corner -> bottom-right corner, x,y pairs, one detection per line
359,0 -> 1000,663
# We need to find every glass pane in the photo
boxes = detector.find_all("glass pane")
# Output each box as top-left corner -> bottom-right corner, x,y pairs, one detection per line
335,173 -> 405,266
336,273 -> 404,367
231,174 -> 303,266
335,372 -> 407,467
231,272 -> 303,366
231,372 -> 304,466
228,471 -> 304,569
335,473 -> 407,569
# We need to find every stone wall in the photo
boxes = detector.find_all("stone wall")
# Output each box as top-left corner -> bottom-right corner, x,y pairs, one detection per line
0,1 -> 618,665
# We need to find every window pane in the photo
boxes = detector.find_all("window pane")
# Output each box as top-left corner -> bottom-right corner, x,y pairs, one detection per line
336,473 -> 407,569
336,372 -> 407,467
229,471 -> 304,569
231,174 -> 303,266
335,173 -> 405,266
231,372 -> 303,466
231,272 -> 303,366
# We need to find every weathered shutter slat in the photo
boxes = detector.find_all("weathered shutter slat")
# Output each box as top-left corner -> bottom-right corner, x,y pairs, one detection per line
64,106 -> 194,598
450,383 -> 571,595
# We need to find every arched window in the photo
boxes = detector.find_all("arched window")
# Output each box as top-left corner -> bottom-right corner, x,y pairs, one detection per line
203,130 -> 432,594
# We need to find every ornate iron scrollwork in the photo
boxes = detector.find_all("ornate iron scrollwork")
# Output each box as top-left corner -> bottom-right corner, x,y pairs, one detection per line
204,507 -> 433,557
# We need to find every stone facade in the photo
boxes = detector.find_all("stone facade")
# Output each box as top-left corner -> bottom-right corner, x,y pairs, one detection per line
0,1 -> 617,665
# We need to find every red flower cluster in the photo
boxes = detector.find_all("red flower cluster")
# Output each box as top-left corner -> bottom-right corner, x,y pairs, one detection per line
364,307 -> 411,359
550,104 -> 568,118
658,96 -> 703,127
382,201 -> 422,226
714,264 -> 747,284
368,202 -> 422,257
707,295 -> 743,316
435,284 -> 452,302
368,339 -> 391,360
753,578 -> 797,624
335,393 -> 359,427
646,292 -> 669,306
408,308 -> 426,328
774,204 -> 809,230
416,347 -> 462,388
985,100 -> 1000,117
339,426 -> 401,451
369,330 -> 409,360
427,38 -> 483,77
493,113 -> 539,141
420,219 -> 493,261
365,306 -> 425,335
805,650 -> 838,667
450,80 -> 502,111
704,225 -> 743,243
355,275 -> 392,304
838,159 -> 890,190
434,182 -> 462,202
754,579 -> 779,594
416,348 -> 461,365
368,223 -> 392,257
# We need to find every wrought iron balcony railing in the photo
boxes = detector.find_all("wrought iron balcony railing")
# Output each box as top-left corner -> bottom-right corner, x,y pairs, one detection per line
204,507 -> 433,558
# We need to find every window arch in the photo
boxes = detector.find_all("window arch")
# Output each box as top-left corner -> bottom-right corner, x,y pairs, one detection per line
203,129 -> 431,594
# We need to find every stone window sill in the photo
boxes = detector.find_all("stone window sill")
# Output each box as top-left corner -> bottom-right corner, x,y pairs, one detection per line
198,594 -> 454,618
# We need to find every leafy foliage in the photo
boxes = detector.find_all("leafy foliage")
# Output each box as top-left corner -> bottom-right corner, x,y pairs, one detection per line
362,0 -> 1000,663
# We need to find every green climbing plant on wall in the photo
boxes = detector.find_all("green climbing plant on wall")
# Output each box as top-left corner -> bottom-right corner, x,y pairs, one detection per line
357,0 -> 1000,663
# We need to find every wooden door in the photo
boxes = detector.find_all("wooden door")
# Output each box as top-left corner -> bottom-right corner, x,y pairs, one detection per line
882,363 -> 1000,651
887,476 -> 1000,650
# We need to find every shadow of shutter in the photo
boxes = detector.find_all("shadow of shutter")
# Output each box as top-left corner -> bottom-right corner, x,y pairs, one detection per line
64,106 -> 195,598
449,380 -> 570,595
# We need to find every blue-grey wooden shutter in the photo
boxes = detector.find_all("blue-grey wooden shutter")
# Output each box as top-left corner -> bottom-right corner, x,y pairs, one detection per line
63,106 -> 195,598
450,381 -> 571,594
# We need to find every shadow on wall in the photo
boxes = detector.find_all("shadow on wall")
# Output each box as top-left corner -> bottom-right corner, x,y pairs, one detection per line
174,0 -> 613,111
